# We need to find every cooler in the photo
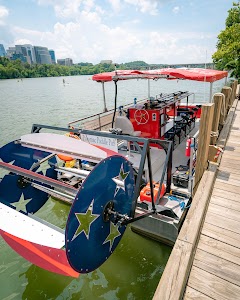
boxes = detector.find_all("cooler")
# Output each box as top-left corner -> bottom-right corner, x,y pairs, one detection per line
140,182 -> 166,203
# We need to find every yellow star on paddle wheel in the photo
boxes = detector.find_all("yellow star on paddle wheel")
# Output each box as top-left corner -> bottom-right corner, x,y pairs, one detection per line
36,160 -> 50,176
12,193 -> 32,213
72,200 -> 100,241
103,221 -> 121,251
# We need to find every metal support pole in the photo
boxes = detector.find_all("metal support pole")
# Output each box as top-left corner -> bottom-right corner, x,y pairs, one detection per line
146,145 -> 156,212
188,137 -> 194,195
148,78 -> 150,99
209,82 -> 213,103
166,142 -> 173,193
102,82 -> 107,112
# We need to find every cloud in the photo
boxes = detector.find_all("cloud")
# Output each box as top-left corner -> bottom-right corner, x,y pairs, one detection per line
38,0 -> 160,16
13,18 -> 215,64
0,5 -> 8,18
172,6 -> 180,14
37,0 -> 101,18
124,0 -> 159,15
15,38 -> 33,45
0,5 -> 9,25
142,31 -> 215,63
5,1 -> 216,64
0,5 -> 14,45
108,0 -> 121,13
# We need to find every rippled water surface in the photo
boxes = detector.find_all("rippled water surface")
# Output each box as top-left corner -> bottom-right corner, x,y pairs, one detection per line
0,75 -> 226,299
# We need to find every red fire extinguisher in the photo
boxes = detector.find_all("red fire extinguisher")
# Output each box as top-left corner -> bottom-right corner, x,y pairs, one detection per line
185,138 -> 191,157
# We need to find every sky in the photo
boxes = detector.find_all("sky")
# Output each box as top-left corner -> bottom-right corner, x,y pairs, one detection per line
0,0 -> 235,64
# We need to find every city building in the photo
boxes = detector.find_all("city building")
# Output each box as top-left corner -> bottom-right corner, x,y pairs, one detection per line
4,44 -> 56,65
57,58 -> 73,66
15,45 -> 31,64
49,50 -> 56,64
5,44 -> 36,64
11,53 -> 27,63
34,46 -> 52,64
0,44 -> 6,57
100,60 -> 112,64
23,44 -> 36,64
6,47 -> 16,58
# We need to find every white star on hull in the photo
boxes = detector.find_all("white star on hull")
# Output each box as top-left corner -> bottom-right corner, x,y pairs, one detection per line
112,163 -> 129,197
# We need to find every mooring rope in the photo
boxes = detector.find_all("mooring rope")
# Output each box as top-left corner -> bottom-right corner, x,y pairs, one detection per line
210,131 -> 219,138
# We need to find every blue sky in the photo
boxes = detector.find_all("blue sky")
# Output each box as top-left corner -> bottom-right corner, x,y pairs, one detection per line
0,0 -> 234,64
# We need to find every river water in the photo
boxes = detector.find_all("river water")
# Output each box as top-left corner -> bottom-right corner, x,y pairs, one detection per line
0,75 -> 226,300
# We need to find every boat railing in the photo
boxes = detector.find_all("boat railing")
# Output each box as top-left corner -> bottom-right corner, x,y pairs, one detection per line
67,92 -> 195,131
68,98 -> 147,131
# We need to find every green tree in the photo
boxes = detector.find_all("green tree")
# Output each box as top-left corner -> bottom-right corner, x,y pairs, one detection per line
0,57 -> 153,79
5,66 -> 20,78
212,2 -> 240,81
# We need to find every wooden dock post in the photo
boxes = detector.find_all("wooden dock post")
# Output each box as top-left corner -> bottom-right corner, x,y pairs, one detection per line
221,86 -> 232,122
236,84 -> 240,98
211,93 -> 223,145
230,80 -> 238,108
194,103 -> 214,192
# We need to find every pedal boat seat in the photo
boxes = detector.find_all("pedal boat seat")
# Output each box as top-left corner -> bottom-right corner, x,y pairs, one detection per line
115,116 -> 141,136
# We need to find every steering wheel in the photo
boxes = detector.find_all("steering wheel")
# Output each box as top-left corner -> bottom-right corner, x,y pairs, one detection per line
134,109 -> 149,125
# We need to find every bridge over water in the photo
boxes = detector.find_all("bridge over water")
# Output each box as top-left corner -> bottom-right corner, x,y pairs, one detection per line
167,63 -> 214,69
163,63 -> 215,69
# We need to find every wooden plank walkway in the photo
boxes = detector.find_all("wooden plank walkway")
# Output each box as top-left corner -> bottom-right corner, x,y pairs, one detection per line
184,101 -> 240,299
153,89 -> 240,299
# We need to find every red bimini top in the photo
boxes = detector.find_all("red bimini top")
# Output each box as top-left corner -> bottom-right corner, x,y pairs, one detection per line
92,68 -> 228,83
159,68 -> 228,83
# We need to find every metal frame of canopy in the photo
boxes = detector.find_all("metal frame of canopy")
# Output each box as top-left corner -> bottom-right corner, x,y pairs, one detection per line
92,68 -> 228,111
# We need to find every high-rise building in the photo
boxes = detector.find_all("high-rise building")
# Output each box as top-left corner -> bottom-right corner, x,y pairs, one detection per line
6,46 -> 16,58
49,50 -> 56,64
6,45 -> 36,64
11,53 -> 27,63
0,44 -> 6,57
34,46 -> 52,64
57,58 -> 73,66
15,45 -> 28,63
5,44 -> 55,65
23,44 -> 36,64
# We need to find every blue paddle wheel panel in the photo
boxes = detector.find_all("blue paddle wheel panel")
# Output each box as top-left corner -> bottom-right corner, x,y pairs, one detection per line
65,155 -> 135,273
0,140 -> 57,214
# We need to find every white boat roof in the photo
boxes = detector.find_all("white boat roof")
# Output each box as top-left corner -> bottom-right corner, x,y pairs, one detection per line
0,203 -> 65,249
21,133 -> 108,162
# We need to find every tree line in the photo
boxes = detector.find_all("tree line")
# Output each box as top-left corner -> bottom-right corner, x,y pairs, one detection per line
0,58 -> 111,79
0,58 -> 154,80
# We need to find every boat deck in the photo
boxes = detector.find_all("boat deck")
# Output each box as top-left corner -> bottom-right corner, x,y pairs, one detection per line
153,97 -> 240,300
82,111 -> 116,131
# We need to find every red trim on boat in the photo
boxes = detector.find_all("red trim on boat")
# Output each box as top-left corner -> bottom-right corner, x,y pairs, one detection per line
0,229 -> 79,278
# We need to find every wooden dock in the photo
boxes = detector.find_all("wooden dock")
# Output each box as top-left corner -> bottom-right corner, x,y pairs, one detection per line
153,83 -> 240,300
184,101 -> 240,299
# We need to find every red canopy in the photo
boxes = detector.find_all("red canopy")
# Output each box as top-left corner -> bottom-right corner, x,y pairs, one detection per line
92,68 -> 228,83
